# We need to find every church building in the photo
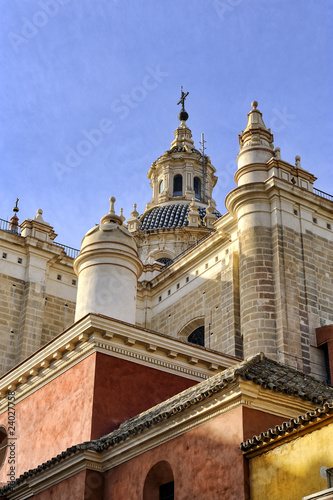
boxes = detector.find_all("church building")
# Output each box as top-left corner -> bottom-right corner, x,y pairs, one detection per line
0,94 -> 332,499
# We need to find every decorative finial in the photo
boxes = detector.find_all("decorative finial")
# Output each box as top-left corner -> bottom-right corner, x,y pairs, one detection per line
120,208 -> 126,223
295,155 -> 301,169
101,197 -> 122,225
9,199 -> 19,233
109,196 -> 116,215
177,86 -> 189,122
130,203 -> 139,218
251,101 -> 258,110
13,198 -> 19,213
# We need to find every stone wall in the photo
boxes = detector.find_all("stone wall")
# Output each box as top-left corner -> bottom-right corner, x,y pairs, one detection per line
41,295 -> 75,345
0,273 -> 25,374
0,270 -> 75,374
239,226 -> 277,359
148,245 -> 242,358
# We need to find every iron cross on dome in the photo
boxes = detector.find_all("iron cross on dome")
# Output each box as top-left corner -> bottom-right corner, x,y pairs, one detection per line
177,86 -> 189,111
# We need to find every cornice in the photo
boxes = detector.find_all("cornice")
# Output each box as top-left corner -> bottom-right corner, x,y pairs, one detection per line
2,450 -> 102,500
226,175 -> 332,216
148,229 -> 228,289
0,314 -> 239,412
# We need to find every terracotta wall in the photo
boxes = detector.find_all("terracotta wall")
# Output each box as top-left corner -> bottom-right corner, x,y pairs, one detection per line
242,406 -> 286,442
32,470 -> 86,500
91,352 -> 196,439
104,406 -> 248,500
0,355 -> 96,483
102,405 -> 287,500
0,351 -> 196,486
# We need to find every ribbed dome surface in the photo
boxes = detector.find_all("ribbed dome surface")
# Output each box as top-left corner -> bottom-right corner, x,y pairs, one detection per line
140,204 -> 221,231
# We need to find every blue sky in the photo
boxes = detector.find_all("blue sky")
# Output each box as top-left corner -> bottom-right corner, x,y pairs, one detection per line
1,0 -> 332,249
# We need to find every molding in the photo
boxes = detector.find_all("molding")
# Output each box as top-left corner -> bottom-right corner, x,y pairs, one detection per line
3,451 -> 102,500
0,314 -> 239,412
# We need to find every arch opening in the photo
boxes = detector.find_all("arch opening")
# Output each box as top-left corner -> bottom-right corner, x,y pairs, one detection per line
173,175 -> 183,196
194,177 -> 201,200
188,325 -> 205,347
143,461 -> 174,500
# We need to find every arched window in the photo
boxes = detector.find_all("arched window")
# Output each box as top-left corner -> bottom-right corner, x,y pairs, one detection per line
159,179 -> 164,193
156,257 -> 173,267
143,461 -> 174,500
173,175 -> 183,196
188,325 -> 205,347
194,177 -> 201,200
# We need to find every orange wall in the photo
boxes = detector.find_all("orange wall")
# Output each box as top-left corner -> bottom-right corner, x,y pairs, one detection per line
242,406 -> 286,441
102,406 -> 287,500
0,355 -> 96,483
0,352 -> 196,486
91,352 -> 196,439
104,406 -> 248,500
32,470 -> 86,500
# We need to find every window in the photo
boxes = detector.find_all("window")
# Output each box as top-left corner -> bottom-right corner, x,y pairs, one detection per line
0,427 -> 8,469
17,258 -> 22,264
2,253 -> 7,259
194,177 -> 201,199
143,461 -> 174,500
188,326 -> 205,347
159,179 -> 164,193
156,257 -> 173,266
57,274 -> 62,281
160,481 -> 174,500
173,175 -> 183,196
72,279 -> 77,286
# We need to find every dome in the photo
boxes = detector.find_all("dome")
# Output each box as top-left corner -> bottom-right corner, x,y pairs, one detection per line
80,220 -> 138,253
139,203 -> 221,231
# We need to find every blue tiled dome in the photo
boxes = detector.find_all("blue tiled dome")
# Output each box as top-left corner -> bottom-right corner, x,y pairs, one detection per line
140,204 -> 221,231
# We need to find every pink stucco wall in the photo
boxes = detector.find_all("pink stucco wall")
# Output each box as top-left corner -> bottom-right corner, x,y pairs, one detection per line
91,352 -> 196,439
32,470 -> 86,500
0,355 -> 96,483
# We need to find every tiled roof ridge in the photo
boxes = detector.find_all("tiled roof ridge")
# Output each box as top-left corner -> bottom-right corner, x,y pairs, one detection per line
240,401 -> 333,452
2,353 -> 333,494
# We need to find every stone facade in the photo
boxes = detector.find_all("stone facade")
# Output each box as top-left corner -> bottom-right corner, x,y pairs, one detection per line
0,102 -> 332,384
0,214 -> 77,373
